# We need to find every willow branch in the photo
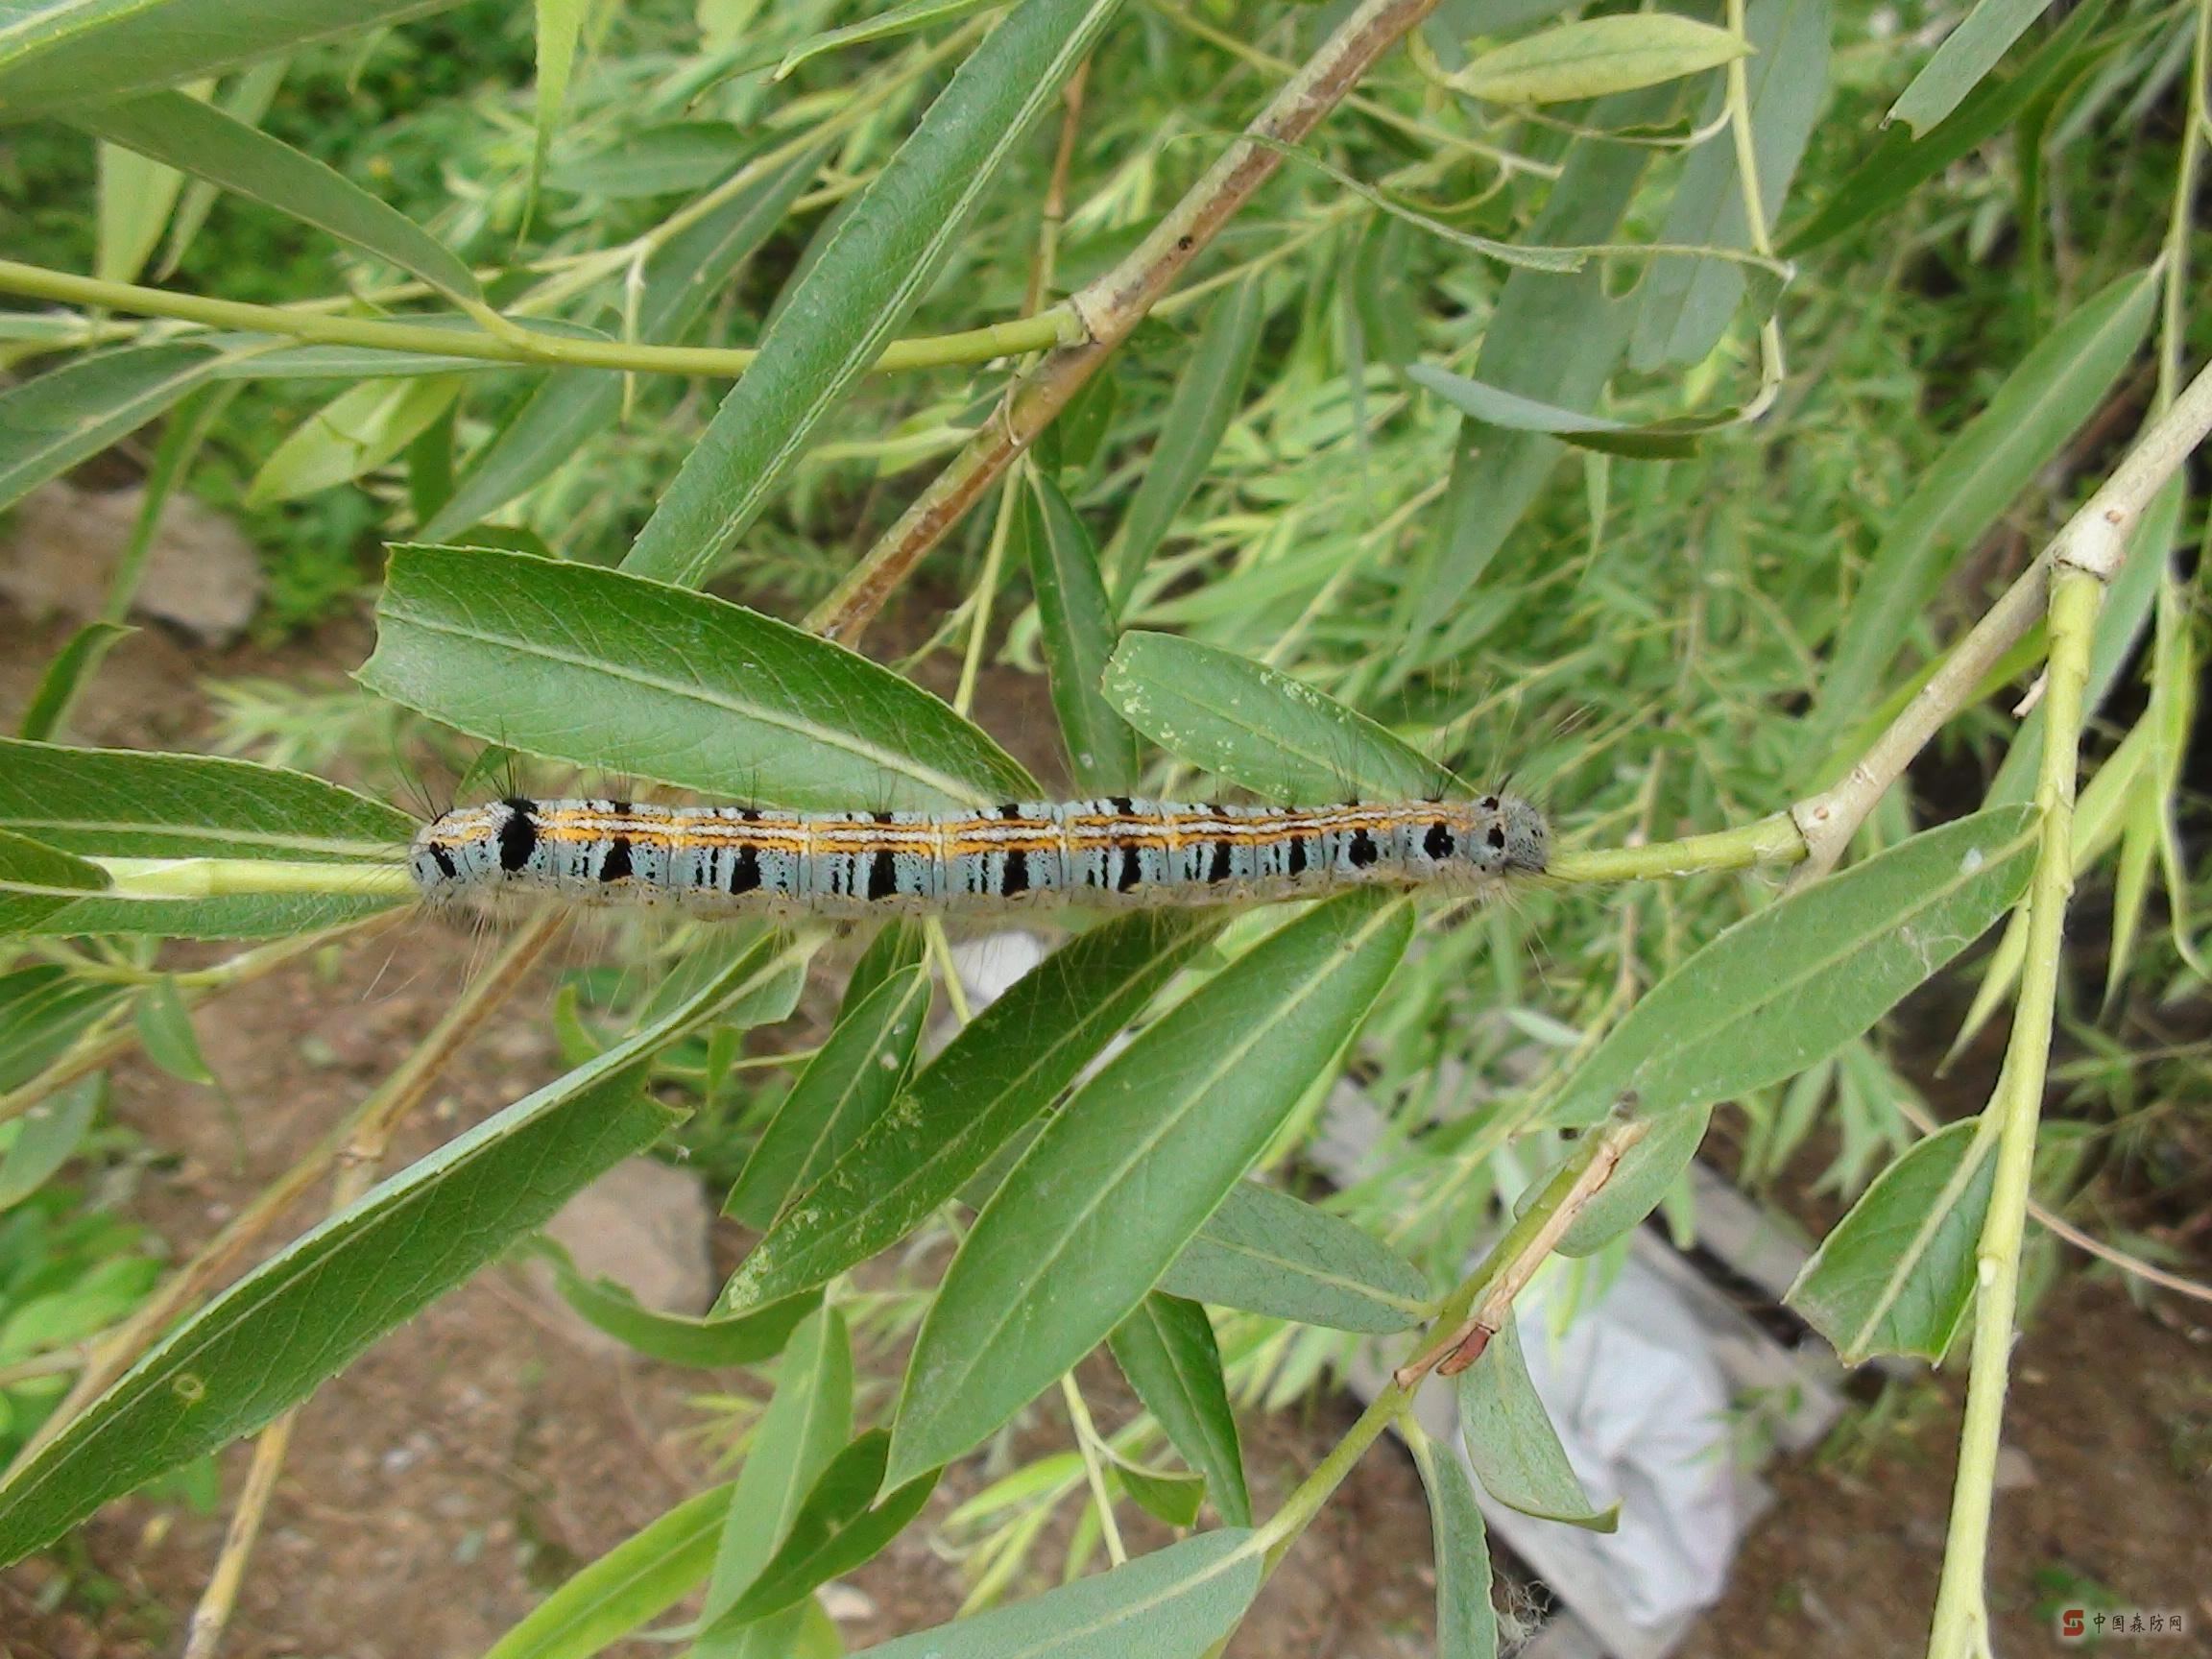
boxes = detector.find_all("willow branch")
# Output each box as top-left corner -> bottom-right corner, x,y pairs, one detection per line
805,0 -> 1451,642
1791,352 -> 2212,885
1925,566 -> 2099,1659
0,258 -> 1081,378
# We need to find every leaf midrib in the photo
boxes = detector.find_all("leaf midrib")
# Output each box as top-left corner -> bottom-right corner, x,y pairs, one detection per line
380,602 -> 998,809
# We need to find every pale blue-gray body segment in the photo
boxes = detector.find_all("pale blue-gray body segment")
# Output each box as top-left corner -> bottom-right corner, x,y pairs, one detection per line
409,795 -> 1548,919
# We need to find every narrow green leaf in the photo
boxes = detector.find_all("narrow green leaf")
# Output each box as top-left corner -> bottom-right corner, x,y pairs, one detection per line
1022,469 -> 1142,795
1801,268 -> 2155,762
0,737 -> 415,938
1105,1453 -> 1205,1528
726,964 -> 932,1229
19,622 -> 135,745
623,0 -> 1124,587
1889,0 -> 2059,134
75,88 -> 482,303
1549,806 -> 2041,1126
1402,83 -> 1674,637
132,976 -> 215,1088
478,1480 -> 735,1659
527,0 -> 589,228
537,1241 -> 822,1368
1780,0 -> 2111,254
1103,632 -> 1454,804
0,827 -> 110,934
549,122 -> 752,200
0,1073 -> 101,1211
773,0 -> 998,80
1108,276 -> 1264,607
0,932 -> 807,1565
1405,362 -> 1737,457
707,1430 -> 939,1628
697,1306 -> 853,1650
0,966 -> 127,1094
247,375 -> 466,506
1455,1314 -> 1618,1529
1407,1425 -> 1500,1659
1160,1180 -> 1430,1334
0,0 -> 464,121
1554,1104 -> 1714,1257
889,889 -> 1412,1482
159,57 -> 288,278
721,910 -> 1221,1311
1108,1293 -> 1250,1526
1453,14 -> 1748,105
1787,1118 -> 1996,1362
422,145 -> 826,541
360,543 -> 1035,810
0,344 -> 224,516
1630,0 -> 1828,369
96,125 -> 188,284
845,916 -> 926,1007
1238,136 -> 1587,277
853,1530 -> 1261,1659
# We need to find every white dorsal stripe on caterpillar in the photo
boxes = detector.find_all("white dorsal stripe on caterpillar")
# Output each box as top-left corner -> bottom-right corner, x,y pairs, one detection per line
409,794 -> 1549,920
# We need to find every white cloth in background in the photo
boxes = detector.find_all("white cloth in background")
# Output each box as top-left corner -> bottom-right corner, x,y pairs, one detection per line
1514,1254 -> 1742,1627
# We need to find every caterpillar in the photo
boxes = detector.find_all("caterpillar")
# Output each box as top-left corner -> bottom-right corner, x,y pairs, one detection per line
408,793 -> 1548,919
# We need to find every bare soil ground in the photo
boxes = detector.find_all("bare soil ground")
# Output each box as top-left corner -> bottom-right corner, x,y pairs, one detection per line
2,606 -> 2208,1659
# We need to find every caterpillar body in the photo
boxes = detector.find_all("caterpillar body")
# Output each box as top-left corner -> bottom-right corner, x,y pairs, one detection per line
409,794 -> 1549,920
